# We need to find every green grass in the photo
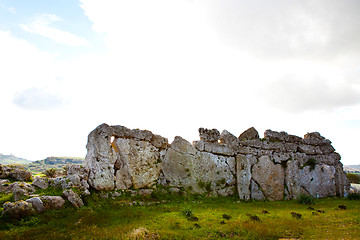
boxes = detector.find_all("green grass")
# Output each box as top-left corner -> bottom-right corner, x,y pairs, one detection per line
0,196 -> 359,240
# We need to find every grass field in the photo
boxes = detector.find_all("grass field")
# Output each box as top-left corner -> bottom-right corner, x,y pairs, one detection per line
0,194 -> 359,240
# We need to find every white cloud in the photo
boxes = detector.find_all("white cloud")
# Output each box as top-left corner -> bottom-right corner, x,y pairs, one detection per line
206,0 -> 360,60
19,14 -> 91,47
13,87 -> 65,110
8,7 -> 16,14
264,76 -> 360,112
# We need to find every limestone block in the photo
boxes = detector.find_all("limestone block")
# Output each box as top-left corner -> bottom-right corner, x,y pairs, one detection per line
297,144 -> 322,155
199,128 -> 220,142
264,130 -> 302,143
319,145 -> 335,154
238,127 -> 259,141
203,141 -> 236,156
271,152 -> 291,164
40,196 -> 65,210
252,155 -> 284,201
285,160 -> 301,199
220,130 -> 240,150
162,145 -> 235,194
26,197 -> 45,212
250,179 -> 266,200
2,200 -> 35,218
32,176 -> 49,189
85,123 -> 116,190
115,167 -> 132,190
299,164 -> 336,198
63,189 -> 84,208
171,136 -> 197,155
236,154 -> 253,200
116,138 -> 161,189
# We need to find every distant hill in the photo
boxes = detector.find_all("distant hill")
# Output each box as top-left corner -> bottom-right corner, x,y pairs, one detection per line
0,154 -> 85,174
25,157 -> 85,174
0,153 -> 32,165
344,165 -> 360,174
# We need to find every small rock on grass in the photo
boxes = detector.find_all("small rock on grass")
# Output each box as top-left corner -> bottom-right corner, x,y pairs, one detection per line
291,212 -> 302,219
194,223 -> 201,228
249,215 -> 260,221
222,214 -> 231,219
338,205 -> 347,210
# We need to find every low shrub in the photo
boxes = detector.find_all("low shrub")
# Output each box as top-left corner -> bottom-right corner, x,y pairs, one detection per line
181,208 -> 193,218
43,168 -> 57,178
298,194 -> 315,204
346,193 -> 360,200
346,173 -> 360,184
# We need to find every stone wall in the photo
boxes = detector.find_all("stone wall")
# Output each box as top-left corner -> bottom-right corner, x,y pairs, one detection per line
85,123 -> 350,200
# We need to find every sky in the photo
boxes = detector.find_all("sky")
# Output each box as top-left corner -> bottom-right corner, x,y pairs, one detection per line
0,0 -> 359,165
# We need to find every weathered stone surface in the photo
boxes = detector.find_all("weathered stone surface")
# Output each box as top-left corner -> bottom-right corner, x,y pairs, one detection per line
303,132 -> 332,146
252,156 -> 284,201
299,164 -> 336,198
112,125 -> 168,150
150,134 -> 169,149
271,152 -> 291,164
250,179 -> 266,200
115,138 -> 161,189
66,165 -> 89,180
297,144 -> 322,155
0,179 -> 10,192
13,187 -> 27,201
85,123 -> 116,190
40,196 -> 65,210
285,160 -> 301,199
199,128 -> 220,142
162,138 -> 235,194
10,168 -> 33,181
115,166 -> 132,190
9,182 -> 35,201
334,163 -> 350,196
138,189 -> 153,196
220,130 -> 240,150
0,164 -> 8,178
319,144 -> 335,154
49,175 -> 82,189
236,154 -> 253,201
32,177 -> 48,189
0,164 -> 33,181
264,130 -> 302,143
239,127 -> 259,141
26,197 -> 45,212
195,140 -> 236,156
172,136 -> 197,155
2,200 -> 35,218
63,189 -> 84,208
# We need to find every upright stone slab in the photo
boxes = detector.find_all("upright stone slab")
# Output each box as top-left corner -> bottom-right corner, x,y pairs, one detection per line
162,136 -> 236,195
85,123 -> 116,190
115,138 -> 161,189
252,155 -> 284,201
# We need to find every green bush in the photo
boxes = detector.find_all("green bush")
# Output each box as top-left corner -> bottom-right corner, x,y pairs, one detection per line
298,194 -> 315,204
347,173 -> 360,184
43,168 -> 57,178
346,193 -> 360,200
181,208 -> 193,218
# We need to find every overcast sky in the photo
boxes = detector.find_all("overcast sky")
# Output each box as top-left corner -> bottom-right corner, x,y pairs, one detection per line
0,0 -> 359,164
